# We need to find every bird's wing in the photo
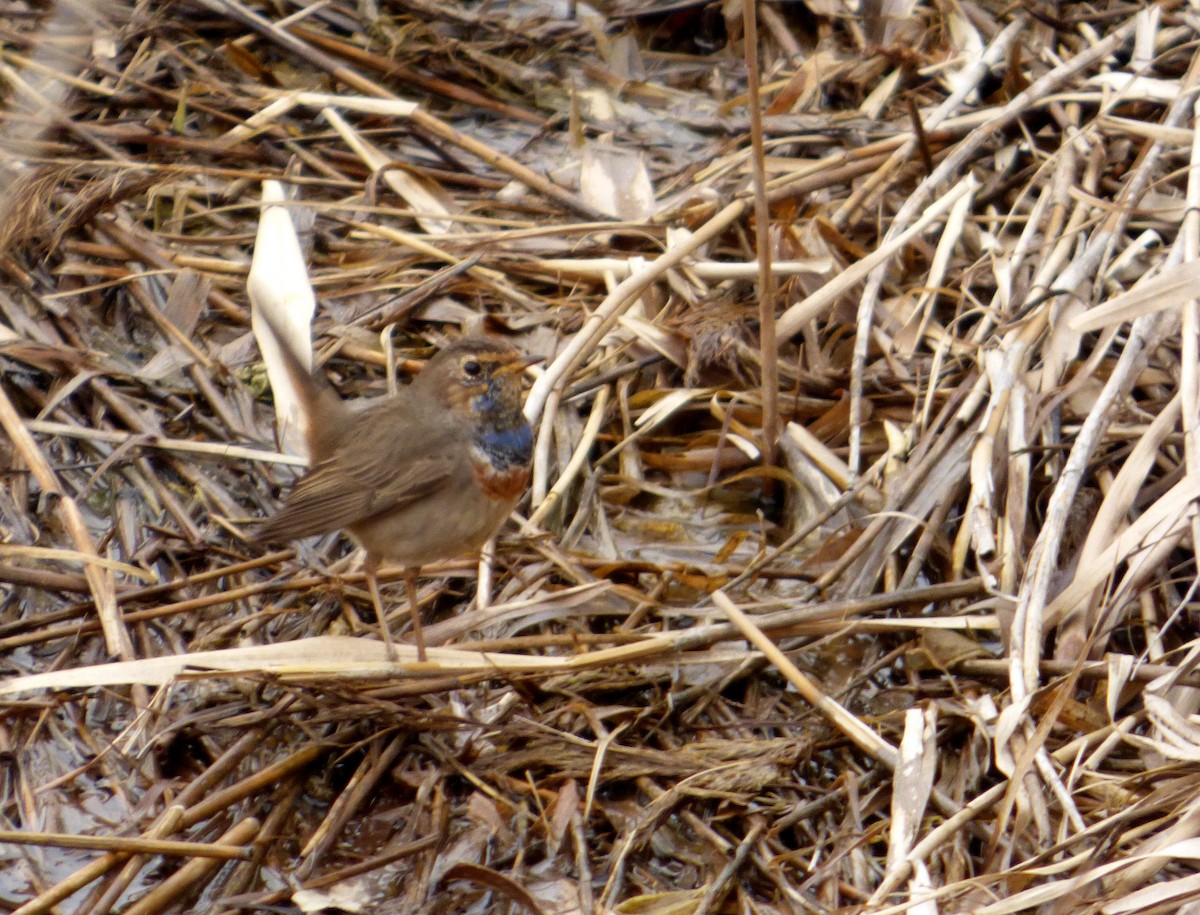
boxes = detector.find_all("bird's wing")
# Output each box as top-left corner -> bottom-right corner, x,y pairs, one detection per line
254,409 -> 459,543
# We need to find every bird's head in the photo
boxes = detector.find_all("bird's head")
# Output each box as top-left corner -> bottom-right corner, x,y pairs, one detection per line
420,336 -> 536,420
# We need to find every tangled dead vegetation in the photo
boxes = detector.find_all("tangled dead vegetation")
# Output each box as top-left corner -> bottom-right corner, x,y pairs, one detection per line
2,0 -> 1200,912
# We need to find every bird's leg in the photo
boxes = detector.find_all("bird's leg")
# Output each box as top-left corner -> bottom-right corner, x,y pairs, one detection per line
405,567 -> 428,663
364,554 -> 398,663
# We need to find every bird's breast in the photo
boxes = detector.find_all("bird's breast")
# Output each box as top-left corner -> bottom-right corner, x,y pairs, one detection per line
470,450 -> 531,503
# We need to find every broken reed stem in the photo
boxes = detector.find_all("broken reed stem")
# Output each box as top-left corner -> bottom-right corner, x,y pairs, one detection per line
118,818 -> 261,915
0,382 -> 130,659
24,419 -> 308,465
713,591 -> 899,769
0,829 -> 251,859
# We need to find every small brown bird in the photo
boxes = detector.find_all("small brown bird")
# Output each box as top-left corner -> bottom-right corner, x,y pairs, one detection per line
254,327 -> 535,662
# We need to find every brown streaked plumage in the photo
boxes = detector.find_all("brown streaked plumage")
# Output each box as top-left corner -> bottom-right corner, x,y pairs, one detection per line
255,328 -> 534,662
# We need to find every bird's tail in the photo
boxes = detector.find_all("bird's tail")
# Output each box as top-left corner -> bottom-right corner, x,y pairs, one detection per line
254,307 -> 345,462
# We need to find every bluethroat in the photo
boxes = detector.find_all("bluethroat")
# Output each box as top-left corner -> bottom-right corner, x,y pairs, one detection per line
254,327 -> 535,662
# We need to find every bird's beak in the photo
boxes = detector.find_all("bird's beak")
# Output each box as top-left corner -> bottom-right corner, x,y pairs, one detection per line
497,355 -> 543,376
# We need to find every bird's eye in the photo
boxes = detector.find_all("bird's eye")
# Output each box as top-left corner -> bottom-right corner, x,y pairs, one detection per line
463,359 -> 482,377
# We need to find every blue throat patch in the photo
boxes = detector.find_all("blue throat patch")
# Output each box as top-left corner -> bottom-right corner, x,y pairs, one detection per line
477,424 -> 533,469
